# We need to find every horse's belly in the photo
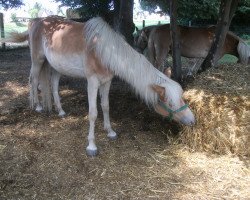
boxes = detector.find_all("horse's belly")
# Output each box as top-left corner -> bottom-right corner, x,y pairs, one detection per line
181,41 -> 210,58
46,52 -> 86,78
181,49 -> 208,58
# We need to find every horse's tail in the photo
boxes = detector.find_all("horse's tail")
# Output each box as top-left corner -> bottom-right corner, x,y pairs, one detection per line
39,61 -> 53,112
2,30 -> 29,43
237,40 -> 250,65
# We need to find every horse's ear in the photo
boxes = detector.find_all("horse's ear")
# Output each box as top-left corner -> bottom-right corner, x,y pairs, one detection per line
135,26 -> 139,32
151,84 -> 165,101
141,30 -> 146,37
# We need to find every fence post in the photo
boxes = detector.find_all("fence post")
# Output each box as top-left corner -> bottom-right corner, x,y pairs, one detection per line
0,13 -> 5,50
142,20 -> 145,28
188,20 -> 192,27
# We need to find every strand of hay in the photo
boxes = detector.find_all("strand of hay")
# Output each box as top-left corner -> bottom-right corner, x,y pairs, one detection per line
180,64 -> 250,156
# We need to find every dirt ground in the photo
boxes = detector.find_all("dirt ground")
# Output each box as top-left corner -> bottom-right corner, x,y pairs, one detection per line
0,48 -> 249,200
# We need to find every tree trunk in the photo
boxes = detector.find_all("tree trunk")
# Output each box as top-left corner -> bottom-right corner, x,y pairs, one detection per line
200,0 -> 239,72
114,0 -> 134,46
169,0 -> 182,82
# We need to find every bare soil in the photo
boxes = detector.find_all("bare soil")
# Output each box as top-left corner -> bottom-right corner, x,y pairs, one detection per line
0,48 -> 249,200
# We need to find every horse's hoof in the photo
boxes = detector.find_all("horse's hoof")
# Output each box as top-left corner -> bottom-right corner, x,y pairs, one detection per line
86,147 -> 98,157
35,105 -> 43,113
58,111 -> 66,118
107,131 -> 118,140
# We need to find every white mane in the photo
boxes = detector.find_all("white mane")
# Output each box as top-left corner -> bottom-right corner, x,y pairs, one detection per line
238,40 -> 250,65
84,17 -> 182,106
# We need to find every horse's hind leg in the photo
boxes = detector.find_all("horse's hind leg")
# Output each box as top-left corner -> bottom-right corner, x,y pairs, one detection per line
86,76 -> 100,156
99,80 -> 117,140
29,59 -> 45,112
51,69 -> 66,117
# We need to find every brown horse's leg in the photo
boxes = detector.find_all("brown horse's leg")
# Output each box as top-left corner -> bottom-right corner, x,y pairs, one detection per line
147,35 -> 156,66
155,44 -> 170,73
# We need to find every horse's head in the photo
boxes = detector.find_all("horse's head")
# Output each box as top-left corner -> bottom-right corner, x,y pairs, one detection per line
151,84 -> 195,126
134,29 -> 148,53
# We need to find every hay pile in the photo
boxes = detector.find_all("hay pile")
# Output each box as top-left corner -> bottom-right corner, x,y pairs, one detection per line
180,64 -> 249,156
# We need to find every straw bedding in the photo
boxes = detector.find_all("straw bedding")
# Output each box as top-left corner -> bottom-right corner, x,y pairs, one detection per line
180,63 -> 249,156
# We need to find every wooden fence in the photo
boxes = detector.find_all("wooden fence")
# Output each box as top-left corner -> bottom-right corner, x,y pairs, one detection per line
0,13 -> 5,50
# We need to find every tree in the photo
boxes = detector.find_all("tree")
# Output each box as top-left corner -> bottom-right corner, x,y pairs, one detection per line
0,0 -> 23,9
28,2 -> 43,18
169,0 -> 182,82
56,0 -> 113,19
140,0 -> 249,26
115,0 -> 134,45
232,0 -> 250,25
55,0 -> 135,45
200,0 -> 239,71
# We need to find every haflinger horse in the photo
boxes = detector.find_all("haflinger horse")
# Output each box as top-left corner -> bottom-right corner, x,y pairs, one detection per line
5,16 -> 195,156
134,25 -> 158,53
135,24 -> 250,72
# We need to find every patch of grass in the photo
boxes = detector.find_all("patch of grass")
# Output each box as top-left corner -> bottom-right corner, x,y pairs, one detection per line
219,54 -> 238,64
4,22 -> 28,37
134,20 -> 169,29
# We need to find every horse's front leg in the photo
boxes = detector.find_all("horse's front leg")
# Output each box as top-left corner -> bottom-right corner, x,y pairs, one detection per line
99,80 -> 117,140
86,76 -> 100,156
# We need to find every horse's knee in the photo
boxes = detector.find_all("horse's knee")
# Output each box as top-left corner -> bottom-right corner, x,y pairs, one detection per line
101,103 -> 109,112
89,108 -> 98,121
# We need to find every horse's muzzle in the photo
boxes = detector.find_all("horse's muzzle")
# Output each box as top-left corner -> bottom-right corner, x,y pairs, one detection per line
180,116 -> 196,126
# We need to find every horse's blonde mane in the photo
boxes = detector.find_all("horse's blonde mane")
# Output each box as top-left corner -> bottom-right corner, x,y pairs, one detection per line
84,17 -> 182,106
227,31 -> 250,65
237,40 -> 250,65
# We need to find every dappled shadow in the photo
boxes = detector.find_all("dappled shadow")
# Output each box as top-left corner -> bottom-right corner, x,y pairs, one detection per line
1,47 -> 249,199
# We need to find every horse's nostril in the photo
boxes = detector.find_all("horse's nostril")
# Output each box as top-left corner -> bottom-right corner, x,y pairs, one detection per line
180,117 -> 195,126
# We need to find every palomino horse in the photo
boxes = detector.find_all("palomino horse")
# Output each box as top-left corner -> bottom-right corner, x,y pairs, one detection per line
135,24 -> 250,71
134,25 -> 158,53
5,16 -> 195,156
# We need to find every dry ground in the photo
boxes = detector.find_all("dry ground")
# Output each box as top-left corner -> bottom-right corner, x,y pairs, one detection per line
0,48 -> 249,199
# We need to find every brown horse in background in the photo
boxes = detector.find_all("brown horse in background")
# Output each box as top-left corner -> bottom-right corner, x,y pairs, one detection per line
134,25 -> 158,53
135,24 -> 250,73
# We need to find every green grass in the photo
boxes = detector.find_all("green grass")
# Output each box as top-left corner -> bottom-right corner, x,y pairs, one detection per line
134,20 -> 169,30
4,22 -> 28,37
219,55 -> 238,64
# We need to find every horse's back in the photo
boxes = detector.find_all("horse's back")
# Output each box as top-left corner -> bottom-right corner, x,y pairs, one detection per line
29,16 -> 86,53
179,26 -> 214,58
28,16 -> 88,78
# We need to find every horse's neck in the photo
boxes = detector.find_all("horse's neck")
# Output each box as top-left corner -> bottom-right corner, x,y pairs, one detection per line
224,32 -> 239,57
84,17 -> 169,105
113,56 -> 160,105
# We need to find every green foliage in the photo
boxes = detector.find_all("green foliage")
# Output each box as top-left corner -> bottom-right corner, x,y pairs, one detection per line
28,2 -> 42,18
55,0 -> 114,18
140,0 -> 250,25
10,13 -> 17,22
140,0 -> 220,22
232,0 -> 250,25
0,0 -> 23,9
